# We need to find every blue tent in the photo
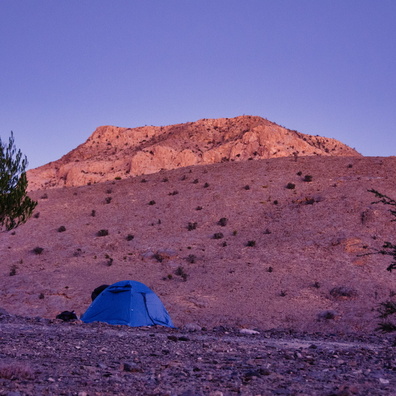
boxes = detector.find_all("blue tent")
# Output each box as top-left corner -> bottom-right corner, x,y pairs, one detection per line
81,280 -> 174,328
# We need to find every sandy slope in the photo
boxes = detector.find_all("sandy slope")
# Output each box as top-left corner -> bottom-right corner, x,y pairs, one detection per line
1,155 -> 396,333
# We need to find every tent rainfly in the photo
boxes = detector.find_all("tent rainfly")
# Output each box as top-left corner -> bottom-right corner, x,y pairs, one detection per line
81,280 -> 174,328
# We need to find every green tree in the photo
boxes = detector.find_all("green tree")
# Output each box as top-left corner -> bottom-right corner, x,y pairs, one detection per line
0,132 -> 37,231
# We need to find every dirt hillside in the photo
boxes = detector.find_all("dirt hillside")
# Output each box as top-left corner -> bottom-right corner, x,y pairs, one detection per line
2,155 -> 396,334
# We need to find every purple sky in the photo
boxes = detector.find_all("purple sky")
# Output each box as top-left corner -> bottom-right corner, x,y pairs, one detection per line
1,1 -> 395,169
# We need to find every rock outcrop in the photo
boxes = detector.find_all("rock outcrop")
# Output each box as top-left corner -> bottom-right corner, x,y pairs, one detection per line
27,115 -> 360,190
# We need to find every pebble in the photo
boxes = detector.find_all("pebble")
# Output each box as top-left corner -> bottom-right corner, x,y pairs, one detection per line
0,315 -> 395,395
240,328 -> 260,335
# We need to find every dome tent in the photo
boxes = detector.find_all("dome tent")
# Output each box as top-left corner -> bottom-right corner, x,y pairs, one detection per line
81,280 -> 174,328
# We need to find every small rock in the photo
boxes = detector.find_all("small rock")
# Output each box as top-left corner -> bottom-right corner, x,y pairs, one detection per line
183,323 -> 202,332
123,362 -> 141,372
379,378 -> 389,384
180,390 -> 204,396
240,328 -> 260,335
0,308 -> 9,316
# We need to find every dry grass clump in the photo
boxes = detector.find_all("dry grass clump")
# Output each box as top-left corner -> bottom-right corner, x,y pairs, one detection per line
329,286 -> 358,300
0,362 -> 34,380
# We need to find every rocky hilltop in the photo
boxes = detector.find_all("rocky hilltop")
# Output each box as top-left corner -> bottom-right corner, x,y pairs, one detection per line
27,115 -> 360,190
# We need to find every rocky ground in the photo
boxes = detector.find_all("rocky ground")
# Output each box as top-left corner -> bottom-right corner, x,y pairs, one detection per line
1,313 -> 395,396
3,154 -> 396,394
2,156 -> 396,334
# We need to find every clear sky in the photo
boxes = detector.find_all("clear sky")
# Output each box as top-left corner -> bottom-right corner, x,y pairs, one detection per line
1,1 -> 395,169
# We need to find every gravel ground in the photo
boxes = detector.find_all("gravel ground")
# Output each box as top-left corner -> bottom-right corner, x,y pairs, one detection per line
1,314 -> 396,396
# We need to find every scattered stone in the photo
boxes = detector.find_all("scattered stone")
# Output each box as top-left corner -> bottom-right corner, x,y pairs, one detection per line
0,316 -> 394,395
240,328 -> 260,335
183,323 -> 202,332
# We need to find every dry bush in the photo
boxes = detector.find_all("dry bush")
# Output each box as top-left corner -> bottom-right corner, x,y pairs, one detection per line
329,286 -> 358,300
0,362 -> 34,380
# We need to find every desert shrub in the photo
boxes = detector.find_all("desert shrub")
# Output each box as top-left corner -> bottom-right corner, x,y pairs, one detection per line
168,190 -> 178,196
153,252 -> 164,263
58,225 -> 66,232
97,229 -> 109,237
297,171 -> 302,176
213,232 -> 224,239
91,210 -> 96,217
9,264 -> 17,276
263,228 -> 271,234
377,300 -> 396,332
304,198 -> 316,205
367,189 -> 396,272
193,179 -> 199,184
32,246 -> 44,255
187,222 -> 197,231
360,209 -> 373,225
114,176 -> 121,180
186,254 -> 196,263
286,183 -> 295,190
376,322 -> 396,333
244,185 -> 250,190
0,362 -> 34,380
106,257 -> 113,266
106,189 -> 112,194
33,212 -> 40,218
148,200 -> 156,205
203,182 -> 209,188
126,234 -> 134,241
378,300 -> 396,318
267,266 -> 273,273
217,217 -> 228,226
303,175 -> 313,182
141,178 -> 147,183
246,240 -> 256,247
280,290 -> 287,297
232,230 -> 238,236
162,177 -> 169,182
312,281 -> 321,289
317,310 -> 336,320
196,206 -> 203,211
273,200 -> 278,205
175,266 -> 188,281
330,286 -> 357,299
105,197 -> 112,204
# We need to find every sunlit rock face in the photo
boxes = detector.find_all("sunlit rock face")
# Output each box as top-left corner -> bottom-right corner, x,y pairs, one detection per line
27,115 -> 360,190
